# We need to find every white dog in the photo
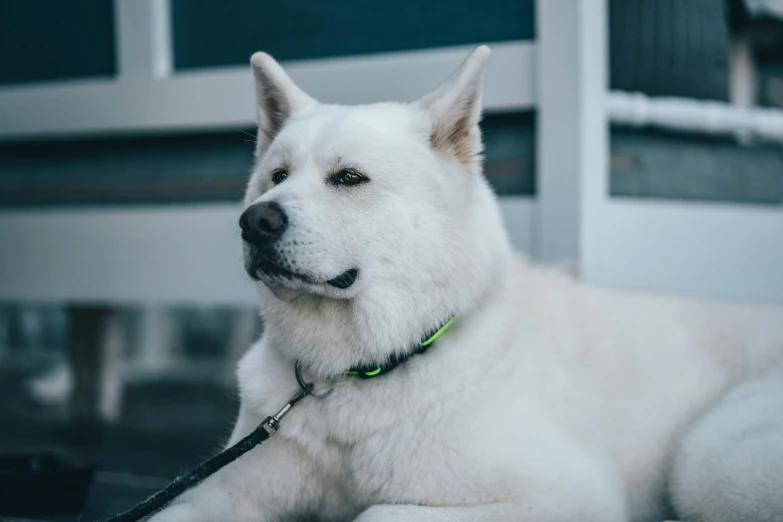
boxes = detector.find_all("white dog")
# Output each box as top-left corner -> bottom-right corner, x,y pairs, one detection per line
149,46 -> 783,522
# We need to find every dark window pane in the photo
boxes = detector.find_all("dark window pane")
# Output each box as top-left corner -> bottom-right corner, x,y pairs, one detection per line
609,0 -> 729,101
5,118 -> 777,207
0,0 -> 116,86
610,128 -> 783,205
171,0 -> 534,70
483,112 -> 536,197
0,111 -> 535,207
0,132 -> 255,207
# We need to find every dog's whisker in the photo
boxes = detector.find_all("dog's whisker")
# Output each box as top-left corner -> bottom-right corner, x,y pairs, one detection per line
235,129 -> 257,139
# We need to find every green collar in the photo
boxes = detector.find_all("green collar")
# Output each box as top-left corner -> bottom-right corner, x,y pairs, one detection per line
346,317 -> 455,379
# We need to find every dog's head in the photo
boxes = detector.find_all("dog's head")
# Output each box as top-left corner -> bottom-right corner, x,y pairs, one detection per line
240,46 -> 511,372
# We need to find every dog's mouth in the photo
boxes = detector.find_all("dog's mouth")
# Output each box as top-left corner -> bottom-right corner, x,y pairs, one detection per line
324,268 -> 359,289
249,258 -> 359,289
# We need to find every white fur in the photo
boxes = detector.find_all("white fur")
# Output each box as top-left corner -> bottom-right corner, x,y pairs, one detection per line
149,47 -> 783,522
670,363 -> 783,521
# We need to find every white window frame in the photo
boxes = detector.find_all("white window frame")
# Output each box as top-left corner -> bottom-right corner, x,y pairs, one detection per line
3,0 -> 778,306
0,0 -> 535,137
0,0 -> 540,305
581,24 -> 783,304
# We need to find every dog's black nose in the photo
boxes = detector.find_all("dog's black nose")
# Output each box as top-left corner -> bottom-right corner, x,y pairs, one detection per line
239,201 -> 288,246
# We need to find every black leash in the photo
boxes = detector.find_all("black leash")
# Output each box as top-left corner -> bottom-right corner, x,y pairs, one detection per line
100,317 -> 454,521
100,364 -> 313,522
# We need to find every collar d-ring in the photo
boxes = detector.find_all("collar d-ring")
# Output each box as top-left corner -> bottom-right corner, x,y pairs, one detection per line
293,361 -> 313,403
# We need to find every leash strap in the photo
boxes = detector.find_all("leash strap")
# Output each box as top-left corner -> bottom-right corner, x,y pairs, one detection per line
101,318 -> 455,520
102,419 -> 275,522
101,370 -> 313,522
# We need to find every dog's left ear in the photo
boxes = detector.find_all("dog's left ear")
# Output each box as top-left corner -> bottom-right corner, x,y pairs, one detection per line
419,45 -> 490,166
250,52 -> 318,155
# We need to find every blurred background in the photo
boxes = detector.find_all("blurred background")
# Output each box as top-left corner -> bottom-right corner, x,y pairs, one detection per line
0,0 -> 781,519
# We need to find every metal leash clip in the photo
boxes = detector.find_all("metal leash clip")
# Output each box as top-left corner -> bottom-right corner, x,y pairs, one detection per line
261,362 -> 313,436
101,361 -> 314,522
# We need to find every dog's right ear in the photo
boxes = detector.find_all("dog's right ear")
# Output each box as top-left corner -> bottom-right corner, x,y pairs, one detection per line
418,45 -> 490,167
250,52 -> 318,155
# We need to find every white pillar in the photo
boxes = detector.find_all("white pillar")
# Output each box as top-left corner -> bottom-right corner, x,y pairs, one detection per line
534,0 -> 608,272
114,0 -> 172,82
730,36 -> 758,110
98,311 -> 126,422
133,305 -> 176,376
729,36 -> 758,143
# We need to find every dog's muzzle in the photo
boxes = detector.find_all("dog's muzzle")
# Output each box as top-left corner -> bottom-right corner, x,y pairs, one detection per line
238,202 -> 359,289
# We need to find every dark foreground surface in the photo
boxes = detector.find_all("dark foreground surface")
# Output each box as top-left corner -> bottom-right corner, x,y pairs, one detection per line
0,371 -> 237,521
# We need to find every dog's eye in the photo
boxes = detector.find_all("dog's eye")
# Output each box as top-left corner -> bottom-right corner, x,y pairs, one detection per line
330,169 -> 367,187
271,169 -> 288,185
